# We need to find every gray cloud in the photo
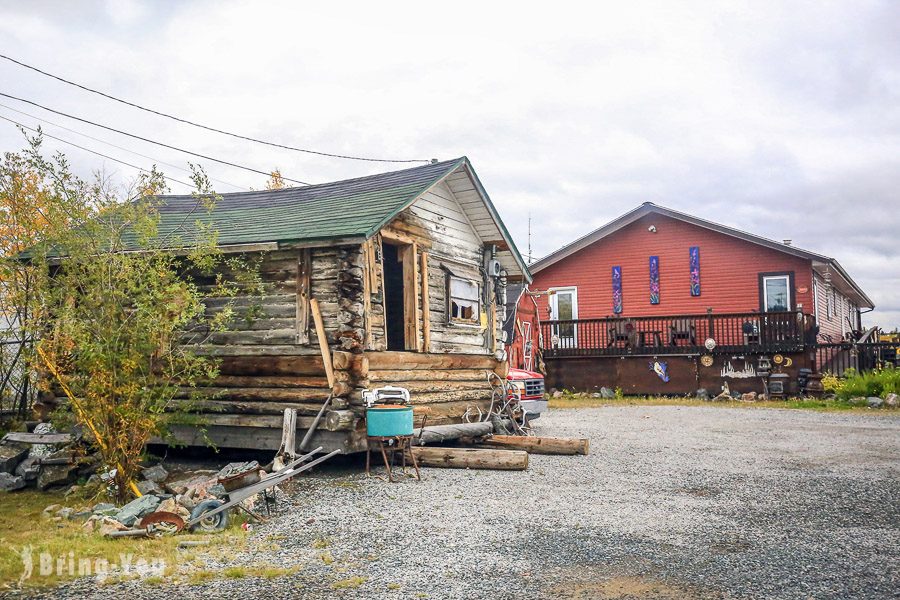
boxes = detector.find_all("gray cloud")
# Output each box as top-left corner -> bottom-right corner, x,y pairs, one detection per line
1,0 -> 897,328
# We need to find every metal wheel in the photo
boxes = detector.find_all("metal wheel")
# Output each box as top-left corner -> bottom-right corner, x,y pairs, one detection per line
189,499 -> 229,533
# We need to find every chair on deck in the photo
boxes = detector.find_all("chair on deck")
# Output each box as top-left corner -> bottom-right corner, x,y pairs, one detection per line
607,319 -> 635,348
669,318 -> 696,346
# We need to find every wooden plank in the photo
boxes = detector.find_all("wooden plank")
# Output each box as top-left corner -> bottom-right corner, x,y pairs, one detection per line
2,432 -> 74,445
401,243 -> 419,351
475,435 -> 590,456
362,240 -> 374,350
310,298 -> 335,388
410,447 -> 528,470
296,248 -> 311,344
421,251 -> 431,352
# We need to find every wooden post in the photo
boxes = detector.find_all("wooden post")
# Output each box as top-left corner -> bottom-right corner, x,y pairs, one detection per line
420,251 -> 431,352
296,248 -> 311,344
310,298 -> 335,388
409,446 -> 528,470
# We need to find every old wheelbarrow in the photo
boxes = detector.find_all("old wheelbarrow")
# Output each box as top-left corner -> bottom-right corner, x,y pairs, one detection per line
186,446 -> 341,533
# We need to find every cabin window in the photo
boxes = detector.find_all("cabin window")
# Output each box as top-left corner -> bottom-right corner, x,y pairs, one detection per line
448,276 -> 480,325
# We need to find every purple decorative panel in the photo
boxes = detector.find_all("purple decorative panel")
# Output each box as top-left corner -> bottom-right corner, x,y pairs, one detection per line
612,266 -> 623,314
649,256 -> 660,304
689,247 -> 701,296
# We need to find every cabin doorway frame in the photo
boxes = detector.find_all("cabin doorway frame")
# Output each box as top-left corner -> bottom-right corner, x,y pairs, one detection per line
381,231 -> 420,351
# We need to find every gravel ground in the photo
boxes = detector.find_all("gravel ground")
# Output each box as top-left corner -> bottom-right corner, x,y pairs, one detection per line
28,406 -> 900,599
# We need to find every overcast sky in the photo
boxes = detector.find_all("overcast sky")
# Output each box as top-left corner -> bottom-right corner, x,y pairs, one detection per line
1,1 -> 898,328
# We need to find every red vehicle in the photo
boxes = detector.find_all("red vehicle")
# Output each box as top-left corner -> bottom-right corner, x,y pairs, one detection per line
504,286 -> 548,419
506,366 -> 547,420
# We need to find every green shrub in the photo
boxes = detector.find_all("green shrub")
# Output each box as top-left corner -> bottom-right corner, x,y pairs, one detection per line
836,367 -> 900,399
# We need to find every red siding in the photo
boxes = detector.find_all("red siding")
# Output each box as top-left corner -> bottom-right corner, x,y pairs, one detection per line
532,214 -> 814,319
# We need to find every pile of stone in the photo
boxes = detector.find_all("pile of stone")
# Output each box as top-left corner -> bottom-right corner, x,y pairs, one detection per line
848,393 -> 899,409
43,461 -> 269,536
0,423 -> 100,493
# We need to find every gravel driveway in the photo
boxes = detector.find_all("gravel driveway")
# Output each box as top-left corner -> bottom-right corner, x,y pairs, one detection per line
42,406 -> 900,599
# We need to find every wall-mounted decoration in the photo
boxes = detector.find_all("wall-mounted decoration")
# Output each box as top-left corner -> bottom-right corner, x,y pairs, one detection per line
650,360 -> 670,382
720,361 -> 757,379
612,266 -> 623,314
649,256 -> 660,304
689,246 -> 701,296
700,354 -> 714,367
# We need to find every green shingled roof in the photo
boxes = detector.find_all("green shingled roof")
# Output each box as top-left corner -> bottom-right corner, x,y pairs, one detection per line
153,157 -> 467,247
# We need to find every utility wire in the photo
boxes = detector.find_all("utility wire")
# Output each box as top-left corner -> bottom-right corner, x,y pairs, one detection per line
0,102 -> 250,191
0,115 -> 197,190
0,91 -> 311,185
0,53 -> 430,164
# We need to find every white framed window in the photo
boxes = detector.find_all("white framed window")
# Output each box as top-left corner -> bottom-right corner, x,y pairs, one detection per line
448,275 -> 480,325
762,275 -> 791,312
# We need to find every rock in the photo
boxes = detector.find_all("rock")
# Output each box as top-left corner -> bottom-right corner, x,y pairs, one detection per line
114,494 -> 161,526
849,396 -> 866,406
175,493 -> 195,510
82,518 -> 96,532
16,456 -> 41,481
56,507 -> 73,520
28,423 -> 56,458
141,464 -> 169,483
0,442 -> 30,473
92,502 -> 117,515
591,392 -> 601,398
71,510 -> 93,521
712,393 -> 732,402
208,483 -> 227,498
158,497 -> 191,521
165,471 -> 217,497
600,387 -> 616,399
758,394 -> 768,401
137,479 -> 164,496
37,463 -> 78,490
98,516 -> 128,536
43,503 -> 62,514
0,472 -> 25,492
695,389 -> 710,401
866,396 -> 883,409
884,393 -> 898,408
741,392 -> 758,402
551,391 -> 563,399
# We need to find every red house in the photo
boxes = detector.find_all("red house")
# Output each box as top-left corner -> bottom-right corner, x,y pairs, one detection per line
529,203 -> 874,394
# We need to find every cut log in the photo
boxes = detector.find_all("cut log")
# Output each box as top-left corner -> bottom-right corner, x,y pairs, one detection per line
368,368 -> 491,382
409,447 -> 528,471
176,387 -> 330,402
324,409 -> 357,432
216,355 -> 326,376
331,381 -> 353,397
332,351 -> 369,377
476,435 -> 589,456
412,422 -> 494,445
367,352 -> 498,371
200,374 -> 344,388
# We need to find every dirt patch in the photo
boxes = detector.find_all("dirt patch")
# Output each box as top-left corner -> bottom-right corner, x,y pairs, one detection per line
551,574 -> 716,599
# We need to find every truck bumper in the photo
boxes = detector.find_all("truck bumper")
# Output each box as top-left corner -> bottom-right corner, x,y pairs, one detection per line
520,399 -> 548,419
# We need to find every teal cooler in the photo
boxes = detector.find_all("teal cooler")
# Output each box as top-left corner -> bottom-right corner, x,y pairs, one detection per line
366,405 -> 414,437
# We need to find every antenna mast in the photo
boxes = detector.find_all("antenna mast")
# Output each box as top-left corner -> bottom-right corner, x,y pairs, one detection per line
527,212 -> 532,264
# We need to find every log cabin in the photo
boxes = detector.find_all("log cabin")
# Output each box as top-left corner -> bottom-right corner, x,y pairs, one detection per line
155,157 -> 531,452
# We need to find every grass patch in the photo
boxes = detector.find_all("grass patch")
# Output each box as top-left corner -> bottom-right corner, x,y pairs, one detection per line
332,575 -> 366,589
548,393 -> 872,412
0,489 -> 240,589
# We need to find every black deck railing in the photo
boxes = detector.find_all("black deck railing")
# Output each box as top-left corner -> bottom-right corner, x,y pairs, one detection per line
815,342 -> 899,376
541,311 -> 816,357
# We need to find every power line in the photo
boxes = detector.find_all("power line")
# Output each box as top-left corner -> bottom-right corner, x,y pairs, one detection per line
0,102 -> 249,191
0,115 -> 197,190
0,91 -> 312,185
0,53 -> 430,164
